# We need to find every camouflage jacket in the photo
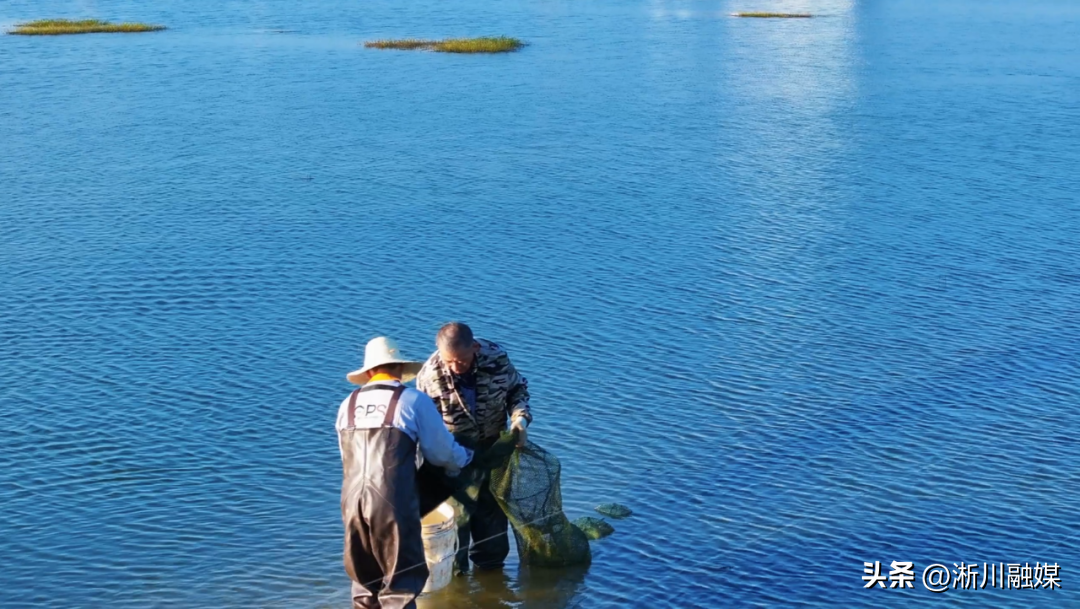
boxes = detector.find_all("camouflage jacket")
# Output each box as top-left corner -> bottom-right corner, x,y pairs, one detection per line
415,338 -> 531,445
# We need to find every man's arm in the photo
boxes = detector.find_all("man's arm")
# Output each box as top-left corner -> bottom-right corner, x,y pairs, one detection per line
408,392 -> 473,471
502,355 -> 531,425
335,395 -> 351,460
497,352 -> 530,446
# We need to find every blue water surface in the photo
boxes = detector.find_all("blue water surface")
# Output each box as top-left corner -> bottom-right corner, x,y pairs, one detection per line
1,0 -> 1078,607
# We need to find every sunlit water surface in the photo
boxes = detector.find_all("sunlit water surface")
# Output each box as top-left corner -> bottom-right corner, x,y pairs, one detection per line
2,0 -> 1078,607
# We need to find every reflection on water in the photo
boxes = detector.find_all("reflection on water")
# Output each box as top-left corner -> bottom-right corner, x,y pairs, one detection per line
1,0 -> 1079,607
418,565 -> 589,609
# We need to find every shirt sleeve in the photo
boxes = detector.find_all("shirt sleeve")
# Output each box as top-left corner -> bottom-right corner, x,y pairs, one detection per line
335,395 -> 351,431
503,357 -> 532,425
335,395 -> 351,459
408,391 -> 473,470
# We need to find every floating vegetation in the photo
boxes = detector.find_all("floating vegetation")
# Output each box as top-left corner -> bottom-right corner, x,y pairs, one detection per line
8,19 -> 166,36
734,12 -> 812,18
433,37 -> 524,53
364,36 -> 524,54
365,38 -> 435,51
595,503 -> 633,519
572,517 -> 615,540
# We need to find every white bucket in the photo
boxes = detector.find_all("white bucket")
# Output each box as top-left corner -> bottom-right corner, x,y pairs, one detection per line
420,502 -> 458,593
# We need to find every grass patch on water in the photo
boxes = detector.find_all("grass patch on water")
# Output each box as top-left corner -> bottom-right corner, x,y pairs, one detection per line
365,39 -> 437,50
8,19 -> 166,36
433,37 -> 524,53
734,12 -> 812,18
364,36 -> 524,54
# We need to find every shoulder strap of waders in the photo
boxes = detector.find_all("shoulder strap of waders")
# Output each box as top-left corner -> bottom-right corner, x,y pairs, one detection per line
383,386 -> 406,427
346,388 -> 362,429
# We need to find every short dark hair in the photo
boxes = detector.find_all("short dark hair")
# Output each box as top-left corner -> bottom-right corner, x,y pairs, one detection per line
436,322 -> 474,352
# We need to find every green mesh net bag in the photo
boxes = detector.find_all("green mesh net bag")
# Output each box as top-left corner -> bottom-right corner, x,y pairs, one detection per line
488,439 -> 591,567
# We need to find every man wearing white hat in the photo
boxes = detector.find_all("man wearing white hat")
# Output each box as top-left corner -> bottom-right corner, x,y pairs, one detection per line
336,337 -> 474,609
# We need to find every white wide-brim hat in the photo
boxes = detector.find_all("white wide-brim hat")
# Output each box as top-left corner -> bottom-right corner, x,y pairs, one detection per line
346,336 -> 424,385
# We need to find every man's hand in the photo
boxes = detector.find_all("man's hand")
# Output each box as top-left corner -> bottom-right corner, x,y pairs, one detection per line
510,418 -> 528,448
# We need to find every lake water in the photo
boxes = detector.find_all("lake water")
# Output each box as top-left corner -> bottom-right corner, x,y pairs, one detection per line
2,0 -> 1078,607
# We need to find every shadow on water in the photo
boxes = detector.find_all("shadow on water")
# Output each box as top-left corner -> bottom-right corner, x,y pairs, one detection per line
417,565 -> 589,609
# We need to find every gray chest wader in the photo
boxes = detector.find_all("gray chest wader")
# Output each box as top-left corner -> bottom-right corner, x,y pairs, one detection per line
339,385 -> 429,609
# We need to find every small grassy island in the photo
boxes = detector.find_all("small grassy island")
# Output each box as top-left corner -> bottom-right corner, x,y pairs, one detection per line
364,36 -> 524,54
8,19 -> 166,36
734,12 -> 813,18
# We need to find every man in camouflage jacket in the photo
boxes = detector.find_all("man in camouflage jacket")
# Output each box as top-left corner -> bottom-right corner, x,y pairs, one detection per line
415,322 -> 531,571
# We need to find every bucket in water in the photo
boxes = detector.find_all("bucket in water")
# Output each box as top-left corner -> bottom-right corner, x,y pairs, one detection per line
420,502 -> 458,593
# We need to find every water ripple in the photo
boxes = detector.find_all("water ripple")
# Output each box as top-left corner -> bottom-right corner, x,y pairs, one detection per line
2,0 -> 1079,607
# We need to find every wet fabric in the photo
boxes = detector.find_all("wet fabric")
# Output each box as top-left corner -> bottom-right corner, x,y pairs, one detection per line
451,472 -> 511,571
416,460 -> 458,518
339,386 -> 428,609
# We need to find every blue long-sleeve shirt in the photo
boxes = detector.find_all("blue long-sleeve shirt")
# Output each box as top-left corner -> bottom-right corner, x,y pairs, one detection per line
335,380 -> 473,471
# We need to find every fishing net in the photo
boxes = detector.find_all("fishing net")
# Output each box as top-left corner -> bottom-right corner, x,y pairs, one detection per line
417,431 -> 591,568
488,437 -> 591,567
